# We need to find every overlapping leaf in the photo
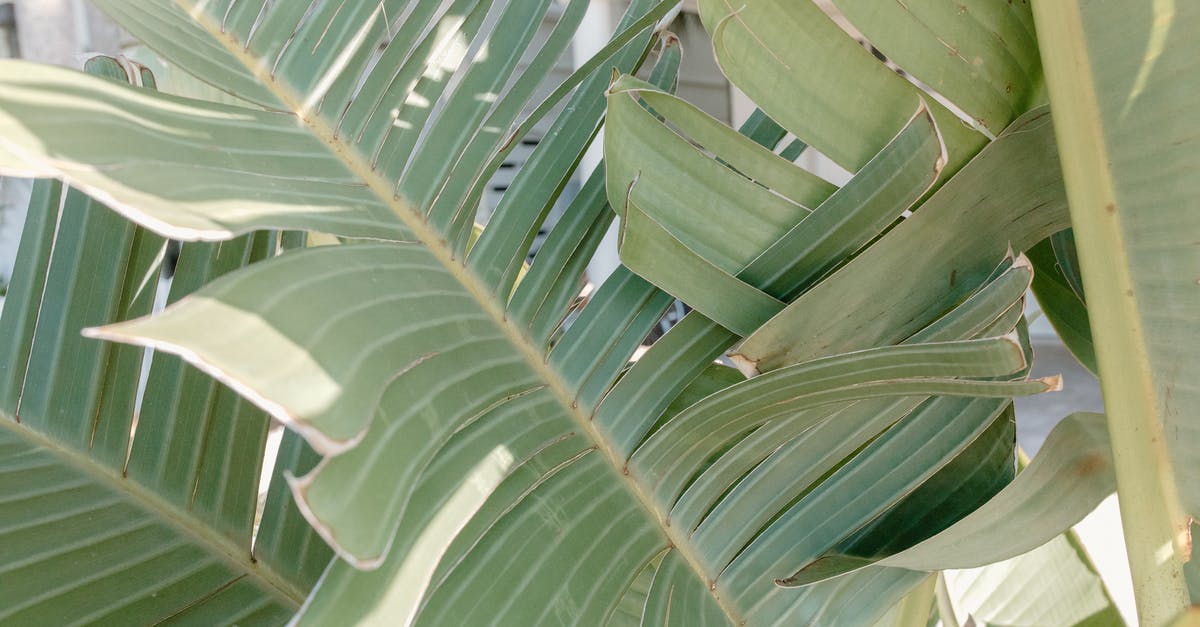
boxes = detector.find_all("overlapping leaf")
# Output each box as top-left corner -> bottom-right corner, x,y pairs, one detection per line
599,0 -> 1089,622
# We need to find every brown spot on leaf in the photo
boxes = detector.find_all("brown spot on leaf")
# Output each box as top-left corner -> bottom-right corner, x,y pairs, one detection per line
1105,203 -> 1116,214
1074,452 -> 1108,476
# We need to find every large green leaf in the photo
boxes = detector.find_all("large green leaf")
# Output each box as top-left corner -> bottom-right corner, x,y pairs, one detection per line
0,3 -> 704,623
0,58 -> 327,623
1032,2 -> 1200,623
0,1 -> 1080,625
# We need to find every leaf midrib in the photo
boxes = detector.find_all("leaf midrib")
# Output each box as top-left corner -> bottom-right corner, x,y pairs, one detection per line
176,4 -> 743,624
0,412 -> 305,606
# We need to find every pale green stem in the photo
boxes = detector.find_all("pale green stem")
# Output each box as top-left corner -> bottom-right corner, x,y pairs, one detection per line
1030,2 -> 1190,625
889,574 -> 937,627
934,572 -> 960,627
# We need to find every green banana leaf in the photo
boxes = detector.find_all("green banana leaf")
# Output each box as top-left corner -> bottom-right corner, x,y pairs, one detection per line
1032,2 -> 1200,623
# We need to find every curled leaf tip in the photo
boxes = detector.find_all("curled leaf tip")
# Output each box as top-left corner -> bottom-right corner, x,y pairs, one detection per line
1041,374 -> 1064,392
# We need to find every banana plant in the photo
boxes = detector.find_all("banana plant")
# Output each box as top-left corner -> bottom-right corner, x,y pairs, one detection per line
0,1 -> 1155,625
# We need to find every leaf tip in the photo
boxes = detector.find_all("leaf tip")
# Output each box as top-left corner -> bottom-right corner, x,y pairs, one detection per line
660,30 -> 681,49
606,67 -> 621,95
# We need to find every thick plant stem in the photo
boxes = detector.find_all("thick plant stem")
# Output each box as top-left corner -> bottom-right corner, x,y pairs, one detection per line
888,575 -> 937,627
1030,2 -> 1190,625
934,573 -> 959,627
